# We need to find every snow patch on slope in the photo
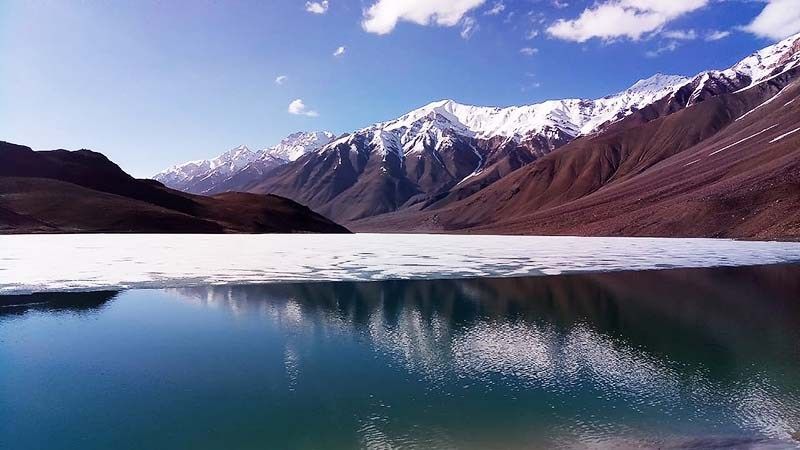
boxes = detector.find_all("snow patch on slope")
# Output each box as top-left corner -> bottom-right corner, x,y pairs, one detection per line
769,127 -> 800,143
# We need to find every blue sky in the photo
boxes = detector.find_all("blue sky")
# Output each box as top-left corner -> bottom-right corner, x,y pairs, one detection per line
1,0 -> 798,176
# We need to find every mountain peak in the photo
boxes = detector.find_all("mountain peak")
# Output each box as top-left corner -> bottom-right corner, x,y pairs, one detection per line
730,31 -> 800,84
225,145 -> 252,156
627,73 -> 690,94
264,130 -> 335,161
427,99 -> 458,108
153,132 -> 334,191
373,72 -> 691,143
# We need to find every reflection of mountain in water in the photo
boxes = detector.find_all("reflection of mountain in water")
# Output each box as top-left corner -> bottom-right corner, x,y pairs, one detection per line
165,265 -> 800,367
0,291 -> 119,317
163,264 -> 800,444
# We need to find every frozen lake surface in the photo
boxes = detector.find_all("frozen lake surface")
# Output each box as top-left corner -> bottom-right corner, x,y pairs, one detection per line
2,233 -> 800,294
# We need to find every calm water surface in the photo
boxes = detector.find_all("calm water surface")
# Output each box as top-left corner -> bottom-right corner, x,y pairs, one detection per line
2,265 -> 800,449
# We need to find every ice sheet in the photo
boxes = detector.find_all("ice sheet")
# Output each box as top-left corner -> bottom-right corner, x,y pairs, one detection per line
2,233 -> 800,294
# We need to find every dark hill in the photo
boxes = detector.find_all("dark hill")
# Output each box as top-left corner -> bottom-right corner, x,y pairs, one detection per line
0,142 -> 349,234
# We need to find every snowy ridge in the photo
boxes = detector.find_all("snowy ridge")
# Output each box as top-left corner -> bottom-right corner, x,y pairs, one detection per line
376,73 -> 689,141
153,145 -> 258,186
266,131 -> 336,162
316,33 -> 800,163
315,72 -> 689,163
686,31 -> 800,104
154,131 -> 335,191
155,33 -> 800,193
731,31 -> 800,86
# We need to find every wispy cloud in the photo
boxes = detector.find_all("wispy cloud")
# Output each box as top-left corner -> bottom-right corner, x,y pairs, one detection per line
362,0 -> 486,35
484,1 -> 505,16
662,29 -> 697,40
520,47 -> 539,56
645,41 -> 680,58
742,0 -> 800,41
521,71 -> 541,91
460,17 -> 479,39
274,75 -> 288,85
333,46 -> 346,57
705,30 -> 731,41
288,99 -> 319,117
547,0 -> 708,43
305,1 -> 329,14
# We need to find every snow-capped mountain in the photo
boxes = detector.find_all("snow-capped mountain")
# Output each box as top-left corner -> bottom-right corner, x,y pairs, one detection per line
349,31 -> 800,157
243,32 -> 800,223
156,74 -> 691,197
153,145 -> 257,189
312,32 -> 800,170
155,32 -> 800,225
237,72 -> 692,215
268,131 -> 336,161
682,32 -> 800,106
312,72 -> 690,166
381,72 -> 689,140
727,32 -> 800,84
154,131 -> 334,194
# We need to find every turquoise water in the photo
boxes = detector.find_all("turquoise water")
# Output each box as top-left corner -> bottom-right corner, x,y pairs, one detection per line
2,265 -> 800,449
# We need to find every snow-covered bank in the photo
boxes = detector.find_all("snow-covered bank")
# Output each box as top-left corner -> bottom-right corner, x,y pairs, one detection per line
2,234 -> 800,294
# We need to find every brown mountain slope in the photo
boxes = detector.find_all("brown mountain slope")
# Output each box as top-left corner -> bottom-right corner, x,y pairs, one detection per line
0,142 -> 349,234
242,131 -> 557,223
241,38 -> 799,227
352,70 -> 800,240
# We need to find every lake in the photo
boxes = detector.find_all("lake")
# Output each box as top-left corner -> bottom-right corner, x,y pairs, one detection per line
2,264 -> 800,449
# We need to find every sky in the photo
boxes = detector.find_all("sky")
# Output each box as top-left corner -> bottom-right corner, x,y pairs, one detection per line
1,0 -> 799,177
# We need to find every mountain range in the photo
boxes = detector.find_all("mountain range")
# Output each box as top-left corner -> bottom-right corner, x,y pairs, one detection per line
0,141 -> 348,234
8,33 -> 797,238
154,131 -> 336,195
152,32 -> 800,240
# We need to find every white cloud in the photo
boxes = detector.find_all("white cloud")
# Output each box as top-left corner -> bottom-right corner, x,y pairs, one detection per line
362,0 -> 486,35
705,30 -> 731,41
743,0 -> 800,41
460,17 -> 479,39
305,1 -> 329,14
525,29 -> 540,40
484,1 -> 505,16
520,47 -> 539,56
547,0 -> 708,43
552,0 -> 569,9
662,29 -> 697,40
333,46 -> 346,57
288,99 -> 319,117
274,75 -> 288,85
